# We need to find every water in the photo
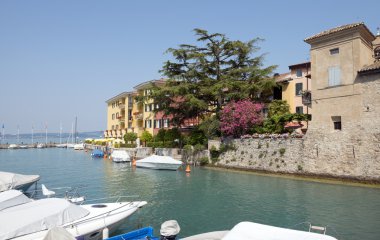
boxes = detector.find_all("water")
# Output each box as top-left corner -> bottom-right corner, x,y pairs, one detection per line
1,148 -> 380,239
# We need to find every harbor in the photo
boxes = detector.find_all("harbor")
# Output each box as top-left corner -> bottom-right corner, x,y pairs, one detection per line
1,148 -> 379,240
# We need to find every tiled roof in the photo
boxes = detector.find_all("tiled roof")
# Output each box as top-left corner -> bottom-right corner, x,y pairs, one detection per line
275,72 -> 292,83
358,61 -> 380,75
288,61 -> 311,69
304,22 -> 374,42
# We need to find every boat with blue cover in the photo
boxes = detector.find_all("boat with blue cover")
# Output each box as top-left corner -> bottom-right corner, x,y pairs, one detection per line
91,149 -> 104,158
106,227 -> 157,240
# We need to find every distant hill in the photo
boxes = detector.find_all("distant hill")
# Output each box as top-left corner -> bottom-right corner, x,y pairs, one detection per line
2,131 -> 104,139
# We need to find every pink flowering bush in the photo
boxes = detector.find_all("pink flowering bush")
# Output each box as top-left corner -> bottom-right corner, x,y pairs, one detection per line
221,100 -> 264,137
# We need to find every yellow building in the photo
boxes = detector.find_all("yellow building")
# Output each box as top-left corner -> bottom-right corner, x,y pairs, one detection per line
276,62 -> 312,114
276,62 -> 312,130
105,91 -> 135,139
104,79 -> 167,139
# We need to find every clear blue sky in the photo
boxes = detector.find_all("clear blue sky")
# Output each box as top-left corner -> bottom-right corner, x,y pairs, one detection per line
0,0 -> 379,134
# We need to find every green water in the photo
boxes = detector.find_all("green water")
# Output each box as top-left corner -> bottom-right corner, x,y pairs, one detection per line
1,148 -> 379,239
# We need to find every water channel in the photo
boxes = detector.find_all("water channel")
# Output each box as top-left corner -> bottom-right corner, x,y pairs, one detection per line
1,148 -> 379,239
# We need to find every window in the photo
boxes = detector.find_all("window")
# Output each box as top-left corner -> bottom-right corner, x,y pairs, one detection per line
163,119 -> 169,128
296,69 -> 302,77
111,125 -> 114,130
116,112 -> 119,118
296,106 -> 303,114
155,120 -> 161,129
330,48 -> 339,55
116,125 -> 119,130
328,66 -> 341,86
295,83 -> 303,96
128,122 -> 132,128
112,114 -> 115,120
331,116 -> 342,130
145,120 -> 152,128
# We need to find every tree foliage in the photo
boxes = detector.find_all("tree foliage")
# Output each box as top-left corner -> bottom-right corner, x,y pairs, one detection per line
140,130 -> 153,145
268,100 -> 290,117
124,132 -> 137,143
253,100 -> 309,134
221,100 -> 264,137
149,28 -> 277,125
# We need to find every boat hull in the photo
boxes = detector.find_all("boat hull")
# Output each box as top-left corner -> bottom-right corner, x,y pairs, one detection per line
11,201 -> 147,240
136,162 -> 181,170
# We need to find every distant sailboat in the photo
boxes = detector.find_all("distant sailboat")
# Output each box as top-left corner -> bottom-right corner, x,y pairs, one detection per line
56,123 -> 67,148
66,122 -> 75,148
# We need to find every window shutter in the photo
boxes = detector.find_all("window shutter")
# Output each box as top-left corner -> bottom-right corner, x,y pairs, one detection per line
334,67 -> 340,85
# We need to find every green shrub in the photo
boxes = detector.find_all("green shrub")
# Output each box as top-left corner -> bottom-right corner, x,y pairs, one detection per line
210,146 -> 220,162
279,148 -> 286,156
199,157 -> 209,166
258,153 -> 264,158
120,143 -> 136,148
114,143 -> 120,148
297,165 -> 303,171
219,143 -> 237,153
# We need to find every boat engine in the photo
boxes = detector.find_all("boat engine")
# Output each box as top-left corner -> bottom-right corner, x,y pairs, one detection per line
160,220 -> 180,240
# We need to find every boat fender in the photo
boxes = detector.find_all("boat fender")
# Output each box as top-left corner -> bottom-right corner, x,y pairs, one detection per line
102,227 -> 109,239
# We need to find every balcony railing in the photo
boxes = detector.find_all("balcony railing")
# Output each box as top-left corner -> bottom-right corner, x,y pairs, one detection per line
118,104 -> 125,109
133,112 -> 143,120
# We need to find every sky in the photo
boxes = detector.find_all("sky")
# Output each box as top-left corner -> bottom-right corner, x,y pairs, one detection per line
0,0 -> 379,134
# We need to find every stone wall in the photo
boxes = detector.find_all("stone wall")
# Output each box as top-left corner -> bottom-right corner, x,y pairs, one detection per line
217,72 -> 380,182
217,138 -> 305,174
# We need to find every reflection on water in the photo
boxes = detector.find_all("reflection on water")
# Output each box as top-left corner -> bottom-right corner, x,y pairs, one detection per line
1,148 -> 380,239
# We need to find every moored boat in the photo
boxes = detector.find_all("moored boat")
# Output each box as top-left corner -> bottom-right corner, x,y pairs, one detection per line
136,155 -> 182,170
108,221 -> 338,240
8,144 -> 19,149
0,171 -> 40,192
111,150 -> 130,162
91,149 -> 104,158
73,143 -> 84,150
0,197 -> 147,240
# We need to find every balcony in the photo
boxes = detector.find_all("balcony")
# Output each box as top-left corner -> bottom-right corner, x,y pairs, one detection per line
133,112 -> 143,120
118,104 -> 125,109
117,116 -> 125,122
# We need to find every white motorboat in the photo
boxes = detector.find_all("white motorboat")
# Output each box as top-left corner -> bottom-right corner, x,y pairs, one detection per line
0,171 -> 40,192
182,221 -> 338,240
73,143 -> 84,150
0,190 -> 32,211
0,197 -> 147,240
66,143 -> 75,148
8,144 -> 19,149
136,155 -> 183,170
56,143 -> 67,148
111,150 -> 130,163
36,143 -> 45,149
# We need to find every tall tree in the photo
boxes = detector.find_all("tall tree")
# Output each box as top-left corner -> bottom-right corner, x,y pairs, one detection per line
149,28 -> 277,125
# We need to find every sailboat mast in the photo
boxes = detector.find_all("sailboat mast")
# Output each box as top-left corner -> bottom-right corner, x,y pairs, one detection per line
1,124 -> 4,145
74,116 -> 77,144
71,122 -> 74,144
31,126 -> 34,145
17,125 -> 20,144
59,122 -> 62,144
45,123 -> 48,144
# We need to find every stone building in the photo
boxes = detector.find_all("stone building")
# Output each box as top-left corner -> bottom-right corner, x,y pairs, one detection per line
302,22 -> 380,180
